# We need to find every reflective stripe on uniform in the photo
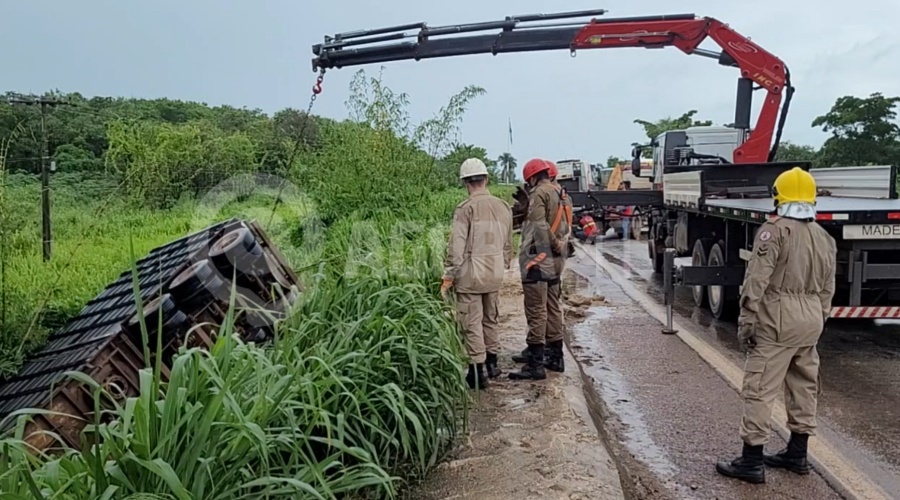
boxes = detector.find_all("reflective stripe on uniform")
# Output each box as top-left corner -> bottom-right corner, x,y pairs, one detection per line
526,252 -> 547,269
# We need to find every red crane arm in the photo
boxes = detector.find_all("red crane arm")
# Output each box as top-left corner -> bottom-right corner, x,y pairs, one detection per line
312,11 -> 792,164
569,17 -> 787,163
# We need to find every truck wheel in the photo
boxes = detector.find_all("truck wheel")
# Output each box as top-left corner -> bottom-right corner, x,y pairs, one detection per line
631,215 -> 645,240
707,243 -> 738,320
649,227 -> 664,273
691,239 -> 708,308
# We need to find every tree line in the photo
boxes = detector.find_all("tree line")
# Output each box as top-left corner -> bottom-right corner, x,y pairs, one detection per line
0,69 -> 505,220
621,92 -> 900,168
3,83 -> 898,208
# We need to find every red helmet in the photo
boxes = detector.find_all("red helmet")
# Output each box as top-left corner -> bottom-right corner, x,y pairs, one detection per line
523,158 -> 551,181
546,160 -> 558,179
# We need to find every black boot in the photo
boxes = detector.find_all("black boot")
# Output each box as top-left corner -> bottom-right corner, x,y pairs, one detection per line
764,432 -> 811,475
544,340 -> 564,372
465,364 -> 489,390
508,344 -> 547,381
512,346 -> 528,363
485,352 -> 502,378
715,442 -> 765,484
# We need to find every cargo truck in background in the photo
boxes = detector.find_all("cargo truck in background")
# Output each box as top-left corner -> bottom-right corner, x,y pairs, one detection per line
311,9 -> 900,321
556,159 -> 593,192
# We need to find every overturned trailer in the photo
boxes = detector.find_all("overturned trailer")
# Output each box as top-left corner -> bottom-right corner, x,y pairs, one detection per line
0,219 -> 299,452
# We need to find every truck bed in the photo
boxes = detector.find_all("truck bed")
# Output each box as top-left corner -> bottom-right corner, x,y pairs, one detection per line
663,165 -> 900,224
705,197 -> 900,213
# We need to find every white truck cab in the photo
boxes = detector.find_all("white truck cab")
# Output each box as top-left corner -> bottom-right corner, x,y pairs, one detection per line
632,126 -> 746,183
556,159 -> 592,192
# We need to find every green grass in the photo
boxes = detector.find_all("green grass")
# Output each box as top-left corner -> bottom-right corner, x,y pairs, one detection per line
0,72 -> 520,498
0,174 -> 517,378
0,171 -> 517,498
0,243 -> 467,498
0,173 -> 320,376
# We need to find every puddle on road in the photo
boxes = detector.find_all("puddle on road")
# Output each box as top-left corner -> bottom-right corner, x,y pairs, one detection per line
576,241 -> 900,496
572,305 -> 680,480
600,252 -> 645,283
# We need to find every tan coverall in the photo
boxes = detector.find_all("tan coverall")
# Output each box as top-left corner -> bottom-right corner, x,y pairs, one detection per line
519,179 -> 569,345
737,216 -> 836,446
443,187 -> 514,364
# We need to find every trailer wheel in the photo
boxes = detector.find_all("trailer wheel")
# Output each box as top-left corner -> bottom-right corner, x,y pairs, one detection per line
691,239 -> 709,308
649,226 -> 664,273
631,214 -> 645,241
707,243 -> 738,320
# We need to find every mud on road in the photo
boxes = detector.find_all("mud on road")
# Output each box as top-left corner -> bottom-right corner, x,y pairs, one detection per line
411,239 -> 892,499
408,272 -> 624,500
589,238 -> 900,498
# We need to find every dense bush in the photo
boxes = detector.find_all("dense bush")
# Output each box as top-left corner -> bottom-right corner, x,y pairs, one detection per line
0,69 -> 523,498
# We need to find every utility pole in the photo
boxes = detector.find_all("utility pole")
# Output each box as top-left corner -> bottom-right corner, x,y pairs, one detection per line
8,95 -> 69,261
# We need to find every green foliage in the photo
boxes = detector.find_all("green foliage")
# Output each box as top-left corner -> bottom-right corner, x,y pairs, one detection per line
439,143 -> 497,186
630,95 -> 900,168
606,155 -> 625,169
0,91 -> 273,175
773,140 -> 820,164
0,247 -> 467,498
105,119 -> 259,208
496,152 -> 517,183
0,71 -> 495,498
812,92 -> 900,167
633,110 -> 712,158
0,173 -> 196,376
300,68 -> 487,224
413,83 -> 487,159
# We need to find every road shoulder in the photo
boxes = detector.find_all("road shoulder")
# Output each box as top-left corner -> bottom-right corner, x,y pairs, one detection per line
408,271 -> 625,500
570,243 -> 886,499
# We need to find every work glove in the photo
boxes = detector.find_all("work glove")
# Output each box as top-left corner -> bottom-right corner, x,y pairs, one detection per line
737,322 -> 756,352
440,278 -> 453,302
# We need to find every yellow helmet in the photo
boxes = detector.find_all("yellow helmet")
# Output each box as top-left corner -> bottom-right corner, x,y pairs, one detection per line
773,167 -> 816,206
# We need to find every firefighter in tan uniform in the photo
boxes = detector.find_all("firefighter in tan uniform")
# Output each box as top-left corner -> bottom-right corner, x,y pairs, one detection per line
716,167 -> 836,484
509,159 -> 570,380
512,160 -> 573,372
442,158 -> 514,390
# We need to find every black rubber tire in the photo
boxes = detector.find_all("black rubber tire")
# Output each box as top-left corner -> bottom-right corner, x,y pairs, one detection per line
707,243 -> 738,320
162,309 -> 189,330
125,294 -> 189,344
691,239 -> 709,308
128,294 -> 177,327
650,226 -> 664,274
168,260 -> 215,304
209,227 -> 263,276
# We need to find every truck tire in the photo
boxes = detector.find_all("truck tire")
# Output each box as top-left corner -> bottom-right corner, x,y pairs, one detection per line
691,239 -> 709,308
707,243 -> 738,320
631,214 -> 645,240
649,226 -> 664,273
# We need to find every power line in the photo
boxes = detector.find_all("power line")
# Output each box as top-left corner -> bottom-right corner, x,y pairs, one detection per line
8,95 -> 71,262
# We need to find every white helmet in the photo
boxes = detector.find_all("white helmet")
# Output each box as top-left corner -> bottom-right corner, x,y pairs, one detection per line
459,158 -> 488,179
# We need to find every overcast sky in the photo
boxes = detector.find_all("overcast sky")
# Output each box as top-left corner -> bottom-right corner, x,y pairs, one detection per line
3,0 -> 898,165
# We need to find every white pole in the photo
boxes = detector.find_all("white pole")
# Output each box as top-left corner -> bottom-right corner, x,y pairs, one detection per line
507,117 -> 513,183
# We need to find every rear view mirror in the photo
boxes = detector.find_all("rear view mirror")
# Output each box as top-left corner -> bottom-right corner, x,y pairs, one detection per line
631,156 -> 641,177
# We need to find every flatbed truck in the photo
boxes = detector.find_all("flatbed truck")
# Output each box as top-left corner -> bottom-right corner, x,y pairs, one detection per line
310,9 -> 900,321
649,162 -> 900,320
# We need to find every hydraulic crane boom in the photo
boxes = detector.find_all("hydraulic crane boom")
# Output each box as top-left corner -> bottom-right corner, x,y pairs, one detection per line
311,10 -> 793,164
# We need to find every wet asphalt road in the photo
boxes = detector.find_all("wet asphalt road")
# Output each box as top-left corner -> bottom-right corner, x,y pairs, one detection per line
564,237 -> 900,498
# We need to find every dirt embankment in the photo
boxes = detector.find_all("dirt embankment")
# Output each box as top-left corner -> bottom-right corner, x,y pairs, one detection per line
407,270 -> 624,500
